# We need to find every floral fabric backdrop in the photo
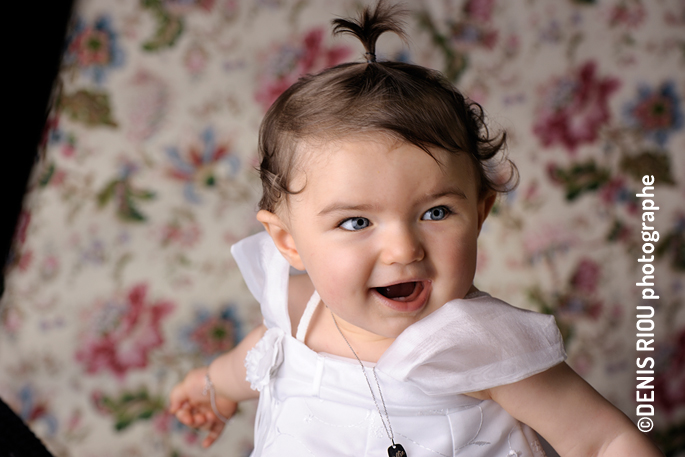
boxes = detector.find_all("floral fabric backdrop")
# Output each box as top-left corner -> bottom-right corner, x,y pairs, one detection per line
1,0 -> 683,456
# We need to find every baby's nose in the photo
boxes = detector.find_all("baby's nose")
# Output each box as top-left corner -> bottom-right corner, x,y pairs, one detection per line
380,225 -> 425,265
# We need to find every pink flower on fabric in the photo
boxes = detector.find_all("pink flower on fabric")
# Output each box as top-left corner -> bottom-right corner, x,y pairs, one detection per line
182,305 -> 243,357
608,3 -> 646,28
598,177 -> 639,214
533,61 -> 620,153
465,0 -> 496,23
624,81 -> 682,147
255,28 -> 351,110
76,283 -> 174,378
244,328 -> 285,391
15,211 -> 31,245
71,27 -> 112,66
523,224 -> 578,264
65,16 -> 124,84
570,258 -> 600,295
654,329 -> 685,415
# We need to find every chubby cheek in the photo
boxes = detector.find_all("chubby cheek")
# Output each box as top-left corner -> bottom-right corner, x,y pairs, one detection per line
307,244 -> 371,306
438,239 -> 478,297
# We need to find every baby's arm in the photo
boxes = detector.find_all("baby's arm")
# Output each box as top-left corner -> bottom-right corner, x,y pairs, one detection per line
474,363 -> 663,456
169,323 -> 266,447
169,273 -> 312,447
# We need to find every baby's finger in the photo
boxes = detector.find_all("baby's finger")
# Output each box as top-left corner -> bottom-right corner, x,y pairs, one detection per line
174,405 -> 195,426
192,410 -> 208,427
201,420 -> 225,448
168,398 -> 187,415
168,385 -> 189,414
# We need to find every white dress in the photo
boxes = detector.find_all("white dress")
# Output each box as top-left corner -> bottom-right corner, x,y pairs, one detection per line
232,232 -> 566,457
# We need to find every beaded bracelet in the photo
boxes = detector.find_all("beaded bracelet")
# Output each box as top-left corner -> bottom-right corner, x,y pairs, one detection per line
202,372 -> 229,423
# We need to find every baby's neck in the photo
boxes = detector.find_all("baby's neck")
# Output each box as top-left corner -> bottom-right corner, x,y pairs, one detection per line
304,301 -> 394,363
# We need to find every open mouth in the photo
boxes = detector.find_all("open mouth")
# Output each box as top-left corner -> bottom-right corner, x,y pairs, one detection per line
375,281 -> 424,302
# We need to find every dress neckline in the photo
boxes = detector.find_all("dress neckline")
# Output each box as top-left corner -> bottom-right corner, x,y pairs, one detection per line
291,286 -> 491,368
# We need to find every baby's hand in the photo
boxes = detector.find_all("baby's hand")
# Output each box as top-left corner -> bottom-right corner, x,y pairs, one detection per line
169,367 -> 238,448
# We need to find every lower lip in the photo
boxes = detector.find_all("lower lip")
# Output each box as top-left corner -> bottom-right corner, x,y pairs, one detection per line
373,281 -> 431,313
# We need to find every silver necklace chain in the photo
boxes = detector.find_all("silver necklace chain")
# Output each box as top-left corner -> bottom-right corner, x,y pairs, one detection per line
330,310 -> 396,446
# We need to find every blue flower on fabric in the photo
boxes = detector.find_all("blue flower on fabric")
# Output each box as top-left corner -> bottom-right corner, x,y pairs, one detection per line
64,15 -> 125,84
179,304 -> 244,359
624,81 -> 683,147
18,385 -> 59,436
166,128 -> 241,204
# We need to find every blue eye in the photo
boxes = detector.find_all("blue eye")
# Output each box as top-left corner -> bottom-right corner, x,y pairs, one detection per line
422,206 -> 450,221
339,217 -> 370,231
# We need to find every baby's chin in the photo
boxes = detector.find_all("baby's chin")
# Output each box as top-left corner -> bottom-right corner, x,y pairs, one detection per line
368,313 -> 429,339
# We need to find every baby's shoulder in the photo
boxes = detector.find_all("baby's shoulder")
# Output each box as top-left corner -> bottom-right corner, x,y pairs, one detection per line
287,273 -> 315,335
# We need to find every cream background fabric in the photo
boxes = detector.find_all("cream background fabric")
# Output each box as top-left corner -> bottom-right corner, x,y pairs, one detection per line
1,1 -> 682,455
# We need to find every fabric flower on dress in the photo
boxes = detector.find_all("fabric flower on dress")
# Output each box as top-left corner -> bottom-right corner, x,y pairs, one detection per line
533,61 -> 620,153
244,328 -> 285,391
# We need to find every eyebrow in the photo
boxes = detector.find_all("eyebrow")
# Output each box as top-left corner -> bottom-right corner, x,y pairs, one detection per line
424,188 -> 468,202
318,203 -> 377,216
317,188 -> 468,217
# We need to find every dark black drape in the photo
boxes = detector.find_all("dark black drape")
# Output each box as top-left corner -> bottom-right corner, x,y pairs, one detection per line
2,0 -> 74,299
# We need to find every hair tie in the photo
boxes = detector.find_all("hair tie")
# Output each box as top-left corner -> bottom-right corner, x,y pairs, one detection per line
365,51 -> 376,63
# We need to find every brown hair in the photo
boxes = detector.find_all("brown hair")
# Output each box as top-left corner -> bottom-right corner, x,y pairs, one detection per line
257,0 -> 518,212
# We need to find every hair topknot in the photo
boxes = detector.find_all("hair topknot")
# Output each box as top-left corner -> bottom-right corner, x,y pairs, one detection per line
257,1 -> 518,212
331,0 -> 408,62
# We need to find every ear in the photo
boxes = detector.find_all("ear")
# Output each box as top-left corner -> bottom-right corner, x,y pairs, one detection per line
256,210 -> 306,270
476,191 -> 497,233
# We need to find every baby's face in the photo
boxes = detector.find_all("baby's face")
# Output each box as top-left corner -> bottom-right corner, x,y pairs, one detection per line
278,136 -> 492,339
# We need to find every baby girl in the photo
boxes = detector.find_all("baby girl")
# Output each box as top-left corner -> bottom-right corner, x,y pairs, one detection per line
170,2 -> 663,456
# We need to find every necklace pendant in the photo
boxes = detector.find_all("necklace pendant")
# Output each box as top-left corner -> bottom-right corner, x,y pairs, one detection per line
388,444 -> 407,457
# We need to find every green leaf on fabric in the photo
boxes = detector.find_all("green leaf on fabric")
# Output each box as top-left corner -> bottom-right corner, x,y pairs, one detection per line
122,192 -> 147,222
120,186 -> 151,222
548,160 -> 611,201
130,188 -> 157,200
94,387 -> 166,432
96,179 -> 155,222
656,227 -> 685,271
650,418 -> 685,456
527,286 -> 575,344
415,10 -> 468,83
97,180 -> 119,207
38,162 -> 56,187
620,150 -> 676,185
60,89 -> 118,127
141,0 -> 184,51
606,219 -> 629,243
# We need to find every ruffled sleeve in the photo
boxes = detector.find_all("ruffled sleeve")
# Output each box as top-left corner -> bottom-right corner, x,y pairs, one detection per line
245,327 -> 286,391
230,231 -> 292,333
377,292 -> 566,396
